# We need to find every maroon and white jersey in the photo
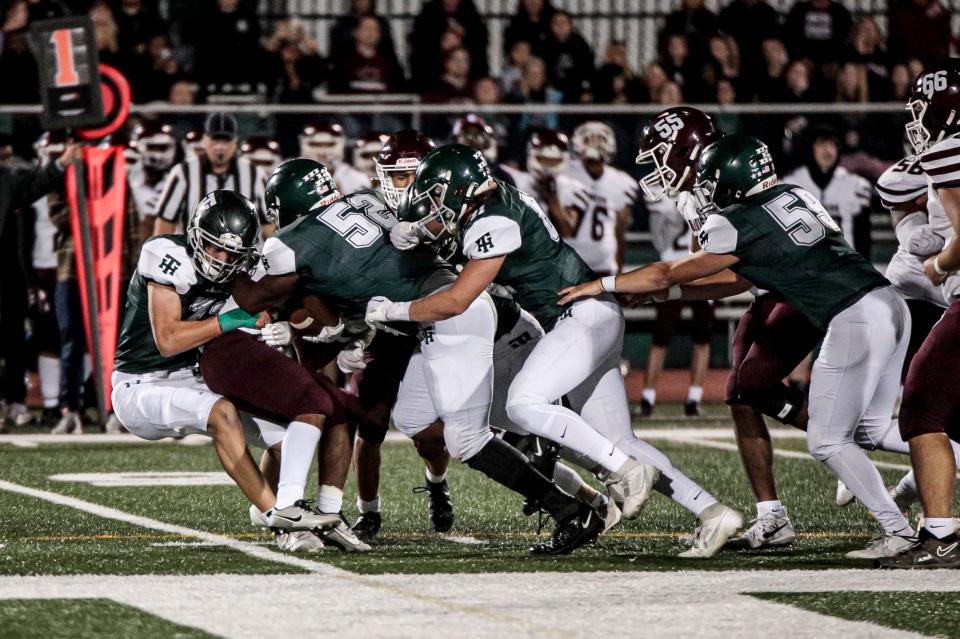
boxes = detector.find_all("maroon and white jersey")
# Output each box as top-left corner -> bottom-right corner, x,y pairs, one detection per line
333,162 -> 372,195
922,134 -> 960,299
563,159 -> 638,275
782,165 -> 872,248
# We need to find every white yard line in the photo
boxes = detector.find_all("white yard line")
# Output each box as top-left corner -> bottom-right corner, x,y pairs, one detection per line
680,438 -> 914,472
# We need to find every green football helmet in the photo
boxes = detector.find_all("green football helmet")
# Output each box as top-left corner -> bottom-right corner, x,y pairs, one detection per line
693,134 -> 777,211
265,157 -> 340,228
187,190 -> 261,283
399,143 -> 496,241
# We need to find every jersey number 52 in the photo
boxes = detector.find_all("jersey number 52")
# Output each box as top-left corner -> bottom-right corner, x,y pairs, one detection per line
762,190 -> 840,247
317,193 -> 384,248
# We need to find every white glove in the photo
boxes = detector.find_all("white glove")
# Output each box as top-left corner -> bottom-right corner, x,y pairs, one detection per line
906,224 -> 946,257
676,191 -> 705,229
300,319 -> 346,344
365,296 -> 411,325
259,321 -> 292,348
390,221 -> 421,251
336,341 -> 367,373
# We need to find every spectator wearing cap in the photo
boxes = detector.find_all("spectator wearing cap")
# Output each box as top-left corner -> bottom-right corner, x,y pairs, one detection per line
152,113 -> 274,237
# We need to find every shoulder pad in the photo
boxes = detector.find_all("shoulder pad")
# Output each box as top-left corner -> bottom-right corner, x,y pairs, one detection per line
138,237 -> 196,294
876,157 -> 927,209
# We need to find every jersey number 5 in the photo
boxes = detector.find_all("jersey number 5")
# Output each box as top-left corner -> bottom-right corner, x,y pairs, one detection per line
762,190 -> 839,247
317,193 -> 384,248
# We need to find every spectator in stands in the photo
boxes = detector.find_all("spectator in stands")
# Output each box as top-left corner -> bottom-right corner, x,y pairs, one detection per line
329,15 -> 406,94
783,0 -> 852,75
0,1 -> 40,104
192,0 -> 265,90
504,0 -> 556,59
133,34 -> 184,102
887,0 -> 950,65
501,39 -> 532,97
423,46 -> 473,104
643,62 -> 670,103
473,76 -> 501,106
169,80 -> 195,104
662,0 -> 717,60
715,79 -> 743,133
783,59 -> 818,102
542,10 -> 594,104
846,17 -> 889,100
889,63 -> 914,102
756,37 -> 789,102
717,0 -> 781,84
505,56 -> 561,147
659,34 -> 696,92
657,81 -> 683,106
593,41 -> 647,104
329,0 -> 398,67
264,20 -> 326,103
113,0 -> 166,61
409,0 -> 488,93
834,62 -> 869,102
91,3 -> 126,71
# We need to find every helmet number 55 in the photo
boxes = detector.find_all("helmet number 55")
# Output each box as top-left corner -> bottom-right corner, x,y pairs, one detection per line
762,190 -> 839,247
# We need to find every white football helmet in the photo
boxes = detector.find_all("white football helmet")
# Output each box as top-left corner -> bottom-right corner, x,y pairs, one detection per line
300,121 -> 345,166
572,121 -> 616,163
353,132 -> 389,178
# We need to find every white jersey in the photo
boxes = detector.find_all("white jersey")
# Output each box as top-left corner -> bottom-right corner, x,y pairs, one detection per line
646,194 -> 691,261
920,134 -> 960,299
127,160 -> 167,221
333,163 -> 371,195
509,170 -> 595,249
782,165 -> 872,247
31,195 -> 57,269
564,160 -> 638,275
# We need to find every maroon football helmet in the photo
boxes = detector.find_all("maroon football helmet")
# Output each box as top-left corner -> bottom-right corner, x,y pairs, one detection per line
906,59 -> 960,155
131,120 -> 176,170
240,135 -> 283,173
453,114 -> 498,162
375,129 -> 437,210
635,106 -> 719,200
527,128 -> 570,176
299,121 -> 345,165
182,126 -> 205,157
353,131 -> 389,178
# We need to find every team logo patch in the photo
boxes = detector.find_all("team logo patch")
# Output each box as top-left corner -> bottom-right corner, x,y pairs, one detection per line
420,326 -> 435,344
508,331 -> 533,349
474,232 -> 495,254
559,307 -> 573,321
159,254 -> 182,276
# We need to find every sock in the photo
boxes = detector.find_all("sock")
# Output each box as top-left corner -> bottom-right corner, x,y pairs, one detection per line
357,496 -> 380,513
820,443 -> 912,536
757,500 -> 784,518
38,356 -> 60,409
274,421 -> 322,509
425,468 -> 447,484
687,386 -> 703,403
923,518 -> 956,540
642,388 -> 656,405
893,471 -> 919,505
615,435 -> 717,516
317,485 -> 343,514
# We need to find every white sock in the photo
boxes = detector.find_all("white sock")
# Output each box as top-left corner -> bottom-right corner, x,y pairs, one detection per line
615,435 -> 717,517
757,500 -> 784,518
642,388 -> 656,405
923,518 -> 956,540
38,356 -> 60,408
425,468 -> 447,484
274,421 -> 322,509
317,485 -> 343,514
820,444 -> 912,536
893,471 -> 918,505
552,462 -> 586,498
687,386 -> 703,403
357,496 -> 380,513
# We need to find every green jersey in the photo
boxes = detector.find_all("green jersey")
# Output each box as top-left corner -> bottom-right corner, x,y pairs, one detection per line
260,190 -> 454,315
459,180 -> 594,329
115,235 -> 231,374
698,183 -> 887,330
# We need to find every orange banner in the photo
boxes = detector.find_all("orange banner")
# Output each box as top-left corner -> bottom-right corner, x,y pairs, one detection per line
65,146 -> 126,413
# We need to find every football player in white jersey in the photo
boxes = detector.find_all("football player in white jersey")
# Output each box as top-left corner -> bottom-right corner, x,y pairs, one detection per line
782,126 -> 873,256
564,121 -> 637,277
129,120 -> 178,237
299,121 -> 371,194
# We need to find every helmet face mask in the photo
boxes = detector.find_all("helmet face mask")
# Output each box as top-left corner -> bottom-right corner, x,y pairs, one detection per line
572,121 -> 616,163
691,176 -> 720,217
187,191 -> 260,284
636,107 -> 719,201
411,180 -> 460,242
376,158 -> 419,210
636,141 -> 680,201
906,97 -> 932,155
526,129 -> 570,177
374,130 -> 437,211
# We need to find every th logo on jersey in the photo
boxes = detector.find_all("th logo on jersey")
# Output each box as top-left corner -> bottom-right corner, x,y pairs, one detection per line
475,232 -> 495,254
420,326 -> 435,344
159,254 -> 182,276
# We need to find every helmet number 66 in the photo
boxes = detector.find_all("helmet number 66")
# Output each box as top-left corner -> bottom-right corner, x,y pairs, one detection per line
921,71 -> 948,99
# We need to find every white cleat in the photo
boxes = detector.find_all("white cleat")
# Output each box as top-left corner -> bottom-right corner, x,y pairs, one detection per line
606,460 -> 660,520
249,505 -> 270,528
319,514 -> 372,552
276,530 -> 326,553
8,403 -> 33,427
678,503 -> 744,559
836,479 -> 855,506
845,533 -> 917,559
725,508 -> 796,550
266,500 -> 341,531
599,497 -> 622,533
51,411 -> 82,434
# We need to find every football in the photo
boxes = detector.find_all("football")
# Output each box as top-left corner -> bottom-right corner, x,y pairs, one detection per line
289,294 -> 340,335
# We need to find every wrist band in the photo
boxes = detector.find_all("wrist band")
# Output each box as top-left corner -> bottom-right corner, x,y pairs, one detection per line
386,301 -> 412,322
934,256 -> 949,276
665,284 -> 682,300
599,275 -> 617,293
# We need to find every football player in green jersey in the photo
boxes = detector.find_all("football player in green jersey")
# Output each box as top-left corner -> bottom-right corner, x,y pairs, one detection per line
237,158 -> 604,555
386,144 -> 747,558
112,190 -> 340,534
561,134 -> 919,560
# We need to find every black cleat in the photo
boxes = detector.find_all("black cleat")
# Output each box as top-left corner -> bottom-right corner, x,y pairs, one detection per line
352,511 -> 382,540
529,505 -> 603,556
639,399 -> 653,417
877,532 -> 960,569
684,400 -> 704,417
415,479 -> 455,532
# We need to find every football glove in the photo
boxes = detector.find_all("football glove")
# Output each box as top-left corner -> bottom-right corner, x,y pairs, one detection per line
365,296 -> 411,324
907,225 -> 945,257
300,318 -> 347,344
336,341 -> 367,374
390,221 -> 421,251
260,321 -> 292,348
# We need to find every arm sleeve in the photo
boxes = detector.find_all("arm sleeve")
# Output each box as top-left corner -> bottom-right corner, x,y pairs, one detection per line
8,161 -> 65,209
462,215 -> 522,259
138,238 -> 197,294
154,163 -> 187,223
260,236 -> 299,275
697,214 -> 741,255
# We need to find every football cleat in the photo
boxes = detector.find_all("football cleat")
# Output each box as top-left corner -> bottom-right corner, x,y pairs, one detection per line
836,480 -> 855,507
877,533 -> 960,569
414,478 -> 455,533
679,503 -> 744,559
683,400 -> 703,417
725,508 -> 795,550
319,512 -> 372,552
6,402 -> 33,427
249,504 -> 270,528
606,459 -> 660,520
266,500 -> 341,531
353,511 -> 382,540
51,411 -> 82,434
599,496 -> 622,533
529,505 -> 603,556
846,533 -> 917,560
639,399 -> 654,417
276,530 -> 326,553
